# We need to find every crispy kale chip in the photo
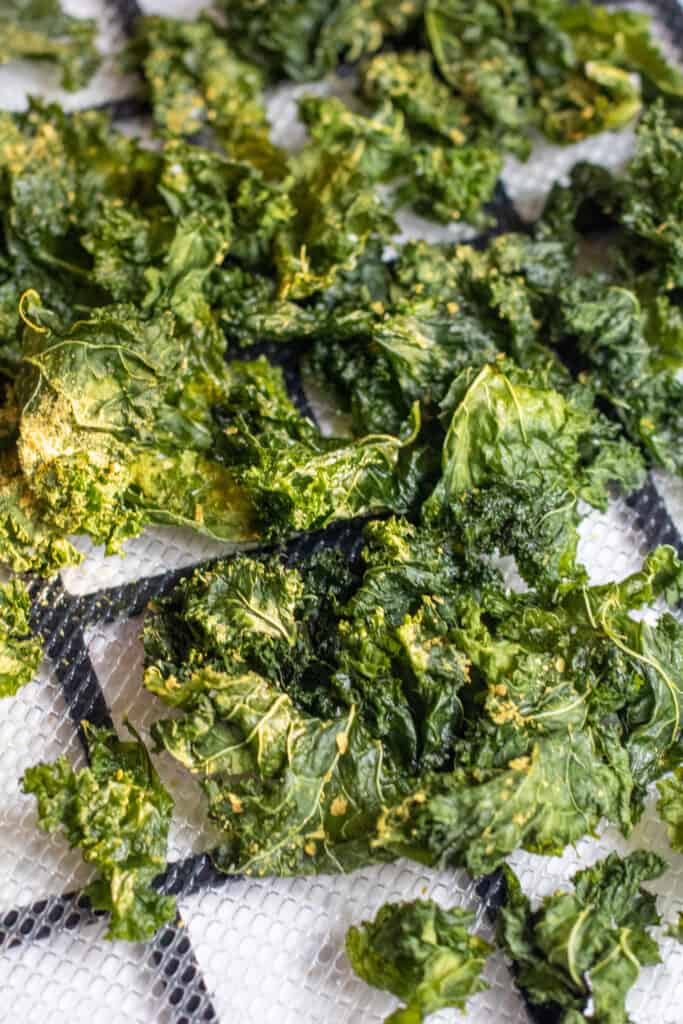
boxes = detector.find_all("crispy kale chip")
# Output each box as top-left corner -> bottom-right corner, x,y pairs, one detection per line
127,15 -> 287,177
498,852 -> 666,1024
0,578 -> 42,697
372,544 -> 683,875
556,275 -> 683,475
22,724 -> 176,941
13,289 -> 420,558
423,359 -> 644,587
151,669 -> 406,876
309,233 -> 574,437
0,0 -> 100,90
15,297 -> 257,553
217,0 -> 424,81
426,0 -> 682,151
299,63 -> 502,226
330,518 -> 483,771
346,899 -> 492,1024
144,515 -> 683,880
657,768 -> 683,853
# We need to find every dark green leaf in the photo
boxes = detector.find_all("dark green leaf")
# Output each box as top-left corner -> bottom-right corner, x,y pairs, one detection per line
346,899 -> 492,1024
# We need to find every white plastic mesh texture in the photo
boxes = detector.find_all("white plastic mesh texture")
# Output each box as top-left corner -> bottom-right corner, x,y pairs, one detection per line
1,2 -> 683,1023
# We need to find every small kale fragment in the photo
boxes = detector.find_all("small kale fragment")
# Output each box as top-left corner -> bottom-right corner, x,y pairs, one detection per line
346,899 -> 492,1024
22,724 -> 176,941
0,0 -> 100,90
300,59 -> 503,226
657,768 -> 683,853
498,852 -> 666,1024
0,578 -> 42,697
668,914 -> 683,943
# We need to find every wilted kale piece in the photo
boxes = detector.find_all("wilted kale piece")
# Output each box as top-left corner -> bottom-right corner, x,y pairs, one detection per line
658,768 -> 683,853
0,0 -> 100,90
152,668 -> 408,876
127,15 -> 288,178
299,64 -> 502,226
346,899 -> 492,1024
426,0 -> 682,152
144,515 -> 683,879
22,724 -> 176,941
0,578 -> 42,697
372,544 -> 683,874
217,0 -> 424,81
309,233 -> 574,437
498,852 -> 666,1024
423,358 -> 644,587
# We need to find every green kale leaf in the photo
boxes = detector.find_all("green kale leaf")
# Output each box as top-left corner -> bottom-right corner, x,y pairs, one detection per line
657,768 -> 683,853
0,0 -> 99,90
0,577 -> 42,697
213,359 -> 425,538
128,15 -> 287,178
498,852 -> 666,1024
300,57 -> 502,226
346,899 -> 492,1024
374,729 -> 634,877
370,544 -> 683,874
151,669 -> 407,876
423,359 -> 644,587
22,724 -> 176,941
426,0 -> 680,150
217,0 -> 424,81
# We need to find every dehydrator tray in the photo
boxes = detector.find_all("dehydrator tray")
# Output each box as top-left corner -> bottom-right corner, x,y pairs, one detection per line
0,1 -> 682,1022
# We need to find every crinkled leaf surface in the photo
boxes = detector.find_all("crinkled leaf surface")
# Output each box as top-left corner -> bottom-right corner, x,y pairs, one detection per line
346,899 -> 492,1024
22,725 -> 175,941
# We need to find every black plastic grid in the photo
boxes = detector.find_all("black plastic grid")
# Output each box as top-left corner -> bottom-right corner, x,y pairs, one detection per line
1,2 -> 683,1022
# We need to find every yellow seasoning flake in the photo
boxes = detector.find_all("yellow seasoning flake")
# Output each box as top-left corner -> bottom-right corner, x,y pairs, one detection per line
509,756 -> 531,772
228,793 -> 243,814
336,732 -> 349,755
555,657 -> 566,673
330,796 -> 348,817
304,840 -> 317,857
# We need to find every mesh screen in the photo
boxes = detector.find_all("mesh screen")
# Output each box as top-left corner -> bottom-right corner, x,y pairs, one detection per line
1,2 -> 683,1022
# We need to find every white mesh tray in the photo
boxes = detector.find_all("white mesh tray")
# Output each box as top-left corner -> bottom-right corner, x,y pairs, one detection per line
1,2 -> 682,1022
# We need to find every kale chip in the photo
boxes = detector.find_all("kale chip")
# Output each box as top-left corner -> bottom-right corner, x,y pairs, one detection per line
127,15 -> 288,178
22,724 -> 176,941
346,899 -> 492,1023
216,0 -> 424,82
423,358 -> 644,588
0,578 -> 42,697
426,0 -> 682,152
498,852 -> 666,1024
151,668 -> 408,876
372,544 -> 683,874
657,768 -> 683,853
0,0 -> 100,90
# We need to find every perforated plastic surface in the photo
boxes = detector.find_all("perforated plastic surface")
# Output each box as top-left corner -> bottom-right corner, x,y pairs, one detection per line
1,2 -> 683,1023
